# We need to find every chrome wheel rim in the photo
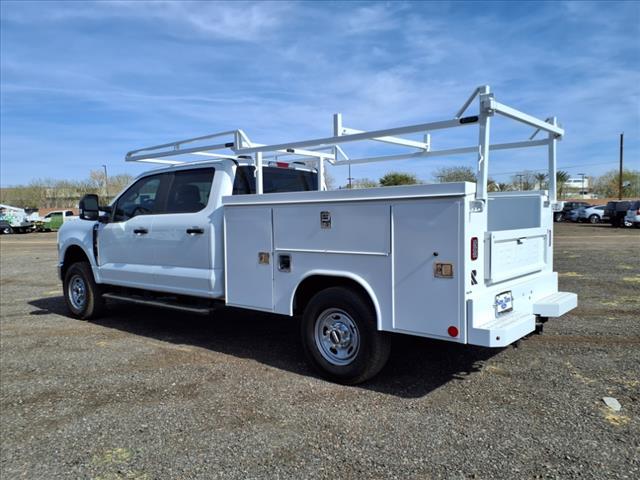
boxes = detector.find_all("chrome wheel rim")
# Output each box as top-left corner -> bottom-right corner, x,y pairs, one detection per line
314,308 -> 360,366
68,274 -> 87,310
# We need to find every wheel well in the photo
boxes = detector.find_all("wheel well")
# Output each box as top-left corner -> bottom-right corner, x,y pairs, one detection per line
293,275 -> 377,318
62,245 -> 90,279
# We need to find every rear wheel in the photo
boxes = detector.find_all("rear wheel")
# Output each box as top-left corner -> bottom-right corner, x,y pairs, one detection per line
554,212 -> 564,222
63,262 -> 104,320
589,214 -> 600,224
301,287 -> 390,384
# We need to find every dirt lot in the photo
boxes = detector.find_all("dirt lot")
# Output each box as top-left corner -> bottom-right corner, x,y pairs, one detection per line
1,223 -> 638,479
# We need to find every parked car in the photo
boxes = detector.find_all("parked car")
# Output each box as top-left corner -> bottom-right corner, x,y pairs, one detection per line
577,205 -> 608,224
0,204 -> 36,233
625,200 -> 640,228
565,207 -> 583,222
555,201 -> 590,222
605,201 -> 632,227
42,210 -> 77,231
0,219 -> 13,234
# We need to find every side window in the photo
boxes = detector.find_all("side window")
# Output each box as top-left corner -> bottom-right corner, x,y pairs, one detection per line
113,174 -> 163,222
263,167 -> 317,193
232,166 -> 318,194
233,166 -> 254,195
166,168 -> 215,214
65,211 -> 74,216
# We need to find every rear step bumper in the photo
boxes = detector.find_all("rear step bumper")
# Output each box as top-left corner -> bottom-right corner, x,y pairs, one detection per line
468,312 -> 535,348
533,292 -> 577,317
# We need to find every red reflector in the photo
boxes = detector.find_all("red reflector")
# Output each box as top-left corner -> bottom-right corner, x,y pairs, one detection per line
276,162 -> 289,168
470,237 -> 478,260
448,326 -> 459,337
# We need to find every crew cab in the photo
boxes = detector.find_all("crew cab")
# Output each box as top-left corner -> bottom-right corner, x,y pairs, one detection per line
57,86 -> 578,384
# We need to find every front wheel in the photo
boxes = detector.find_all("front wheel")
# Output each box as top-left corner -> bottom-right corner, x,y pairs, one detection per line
589,214 -> 600,224
301,287 -> 390,384
63,262 -> 104,320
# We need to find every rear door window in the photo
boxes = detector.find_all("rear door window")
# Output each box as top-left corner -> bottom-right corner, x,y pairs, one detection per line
166,168 -> 215,214
232,166 -> 317,194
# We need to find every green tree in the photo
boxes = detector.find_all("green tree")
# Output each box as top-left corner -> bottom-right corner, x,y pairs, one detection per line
556,170 -> 570,199
434,166 -> 476,183
534,173 -> 547,189
592,169 -> 640,198
379,172 -> 419,187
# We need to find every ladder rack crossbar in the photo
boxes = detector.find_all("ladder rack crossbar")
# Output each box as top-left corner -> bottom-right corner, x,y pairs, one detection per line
331,139 -> 550,167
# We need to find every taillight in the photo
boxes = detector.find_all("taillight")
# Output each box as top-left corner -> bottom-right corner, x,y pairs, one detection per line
636,208 -> 640,215
276,162 -> 289,168
470,237 -> 478,260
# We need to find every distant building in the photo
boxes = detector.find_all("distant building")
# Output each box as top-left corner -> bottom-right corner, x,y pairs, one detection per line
564,177 -> 594,198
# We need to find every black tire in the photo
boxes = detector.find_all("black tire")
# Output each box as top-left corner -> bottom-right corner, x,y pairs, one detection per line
63,262 -> 104,320
301,287 -> 390,384
1,226 -> 13,234
589,214 -> 600,224
554,213 -> 563,222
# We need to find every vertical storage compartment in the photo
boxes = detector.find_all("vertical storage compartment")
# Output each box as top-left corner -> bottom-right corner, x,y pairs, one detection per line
224,206 -> 273,310
392,199 -> 464,340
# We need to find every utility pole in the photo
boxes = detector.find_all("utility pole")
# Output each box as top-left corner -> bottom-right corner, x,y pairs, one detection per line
516,174 -> 524,191
347,164 -> 352,189
618,133 -> 624,200
578,173 -> 586,199
102,164 -> 109,199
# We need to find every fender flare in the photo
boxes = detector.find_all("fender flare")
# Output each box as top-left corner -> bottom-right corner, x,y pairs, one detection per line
290,269 -> 382,330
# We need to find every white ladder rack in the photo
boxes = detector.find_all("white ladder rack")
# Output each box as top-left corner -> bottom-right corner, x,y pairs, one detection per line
125,85 -> 564,202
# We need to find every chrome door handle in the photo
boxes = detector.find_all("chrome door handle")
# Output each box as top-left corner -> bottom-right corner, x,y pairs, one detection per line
186,227 -> 204,235
133,228 -> 148,235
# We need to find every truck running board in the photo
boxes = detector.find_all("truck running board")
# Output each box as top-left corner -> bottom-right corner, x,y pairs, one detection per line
102,292 -> 213,315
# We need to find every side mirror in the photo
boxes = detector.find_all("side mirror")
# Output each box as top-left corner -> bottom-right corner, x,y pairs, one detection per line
79,194 -> 99,221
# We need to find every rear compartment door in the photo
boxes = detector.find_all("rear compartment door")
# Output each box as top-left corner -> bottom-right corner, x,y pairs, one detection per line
392,199 -> 463,340
485,227 -> 548,284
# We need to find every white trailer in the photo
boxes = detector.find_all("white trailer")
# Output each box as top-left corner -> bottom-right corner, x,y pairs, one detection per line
58,86 -> 577,383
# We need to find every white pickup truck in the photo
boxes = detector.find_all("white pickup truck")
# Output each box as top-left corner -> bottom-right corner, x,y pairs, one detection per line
58,86 -> 577,384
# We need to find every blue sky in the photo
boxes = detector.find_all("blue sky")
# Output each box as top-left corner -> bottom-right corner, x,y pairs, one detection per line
1,0 -> 638,187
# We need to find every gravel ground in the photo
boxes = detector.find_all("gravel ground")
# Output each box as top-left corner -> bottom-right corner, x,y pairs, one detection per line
1,223 -> 638,480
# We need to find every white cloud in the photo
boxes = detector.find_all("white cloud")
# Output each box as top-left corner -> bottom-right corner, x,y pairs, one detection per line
1,1 -> 638,186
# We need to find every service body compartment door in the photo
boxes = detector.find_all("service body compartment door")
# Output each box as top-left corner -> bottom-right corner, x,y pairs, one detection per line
224,206 -> 273,310
392,199 -> 463,340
